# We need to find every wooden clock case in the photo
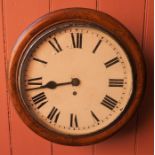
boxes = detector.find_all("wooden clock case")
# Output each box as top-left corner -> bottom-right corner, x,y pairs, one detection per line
9,8 -> 146,146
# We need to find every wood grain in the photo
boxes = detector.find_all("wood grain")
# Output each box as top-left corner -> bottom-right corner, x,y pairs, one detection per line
4,0 -> 51,155
0,1 -> 11,154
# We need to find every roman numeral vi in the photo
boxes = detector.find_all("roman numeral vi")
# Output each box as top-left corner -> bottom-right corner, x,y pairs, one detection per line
70,113 -> 78,128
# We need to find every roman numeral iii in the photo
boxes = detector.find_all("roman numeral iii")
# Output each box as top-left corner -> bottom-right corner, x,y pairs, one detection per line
71,33 -> 82,48
47,106 -> 60,123
104,57 -> 119,68
101,95 -> 118,110
48,37 -> 62,52
70,113 -> 78,128
32,92 -> 48,109
27,77 -> 42,85
109,79 -> 124,87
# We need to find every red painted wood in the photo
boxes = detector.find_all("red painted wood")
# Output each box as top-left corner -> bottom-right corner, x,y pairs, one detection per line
52,145 -> 94,155
51,0 -> 96,11
4,1 -> 51,155
51,1 -> 96,155
95,1 -> 146,155
98,0 -> 146,44
136,0 -> 154,154
0,1 -> 11,154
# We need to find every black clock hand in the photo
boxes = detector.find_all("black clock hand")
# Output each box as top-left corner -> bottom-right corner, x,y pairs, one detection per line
26,78 -> 80,91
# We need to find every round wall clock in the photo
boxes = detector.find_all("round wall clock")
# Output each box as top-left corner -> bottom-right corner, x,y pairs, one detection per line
9,8 -> 146,145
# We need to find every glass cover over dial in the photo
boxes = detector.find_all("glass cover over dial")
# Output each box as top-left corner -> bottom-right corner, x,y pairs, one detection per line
18,23 -> 133,135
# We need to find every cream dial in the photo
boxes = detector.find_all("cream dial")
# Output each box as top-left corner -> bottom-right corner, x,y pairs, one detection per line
19,24 -> 133,135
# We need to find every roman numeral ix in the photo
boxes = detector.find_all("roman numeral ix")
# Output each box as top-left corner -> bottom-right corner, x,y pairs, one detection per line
47,106 -> 60,123
27,77 -> 42,86
48,37 -> 62,52
109,79 -> 124,87
104,57 -> 119,68
70,113 -> 78,128
101,95 -> 118,110
71,33 -> 82,48
32,92 -> 48,109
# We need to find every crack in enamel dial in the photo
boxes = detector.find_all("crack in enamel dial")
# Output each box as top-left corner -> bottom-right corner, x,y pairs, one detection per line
18,23 -> 133,136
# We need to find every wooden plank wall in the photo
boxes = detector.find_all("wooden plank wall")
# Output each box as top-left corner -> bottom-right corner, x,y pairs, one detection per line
0,0 -> 153,155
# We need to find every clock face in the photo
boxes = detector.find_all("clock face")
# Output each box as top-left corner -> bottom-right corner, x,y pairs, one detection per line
18,23 -> 133,136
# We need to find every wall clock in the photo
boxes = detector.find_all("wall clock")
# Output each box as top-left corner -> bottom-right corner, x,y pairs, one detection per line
9,8 -> 146,146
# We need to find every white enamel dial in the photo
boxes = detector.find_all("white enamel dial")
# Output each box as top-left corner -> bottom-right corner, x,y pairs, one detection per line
19,24 -> 133,135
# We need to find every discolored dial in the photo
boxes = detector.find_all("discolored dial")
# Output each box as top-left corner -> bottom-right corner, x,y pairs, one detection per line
18,24 -> 133,135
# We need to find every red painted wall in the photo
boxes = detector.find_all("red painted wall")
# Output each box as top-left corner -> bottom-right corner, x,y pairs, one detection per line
0,0 -> 153,155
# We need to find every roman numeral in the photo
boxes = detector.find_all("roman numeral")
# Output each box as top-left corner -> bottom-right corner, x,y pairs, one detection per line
32,92 -> 48,109
71,33 -> 82,48
47,106 -> 60,123
109,79 -> 124,87
104,57 -> 119,68
33,57 -> 47,64
92,40 -> 102,53
48,37 -> 62,52
70,113 -> 78,128
27,77 -> 42,85
101,95 -> 118,110
91,111 -> 100,122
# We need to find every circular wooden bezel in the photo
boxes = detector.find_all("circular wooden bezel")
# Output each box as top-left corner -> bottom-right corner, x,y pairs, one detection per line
9,8 -> 146,146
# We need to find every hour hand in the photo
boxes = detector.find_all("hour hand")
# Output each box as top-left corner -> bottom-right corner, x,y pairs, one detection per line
26,78 -> 80,91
